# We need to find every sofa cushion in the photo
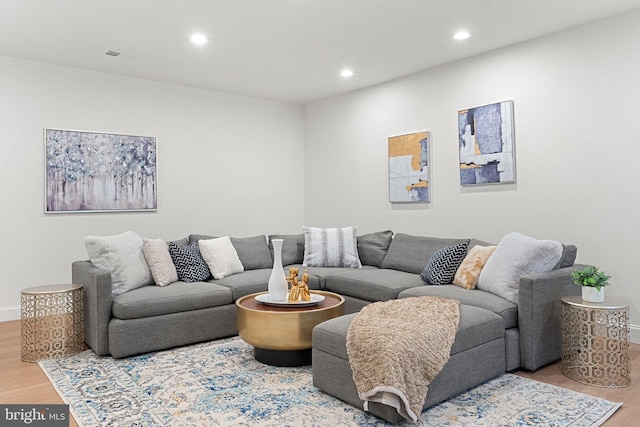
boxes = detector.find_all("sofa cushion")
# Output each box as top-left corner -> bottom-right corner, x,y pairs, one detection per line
142,238 -> 178,287
554,244 -> 577,269
381,233 -> 470,274
168,241 -> 211,282
477,232 -> 563,303
398,285 -> 518,329
199,236 -> 244,279
453,245 -> 497,290
288,265 -> 376,289
357,230 -> 393,268
84,231 -> 153,296
112,281 -> 233,320
230,236 -> 272,270
209,269 -> 271,300
269,234 -> 305,265
420,241 -> 469,285
325,269 -> 425,302
188,233 -> 216,244
313,304 -> 503,361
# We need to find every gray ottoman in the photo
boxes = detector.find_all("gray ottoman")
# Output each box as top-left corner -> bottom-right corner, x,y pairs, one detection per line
312,304 -> 506,423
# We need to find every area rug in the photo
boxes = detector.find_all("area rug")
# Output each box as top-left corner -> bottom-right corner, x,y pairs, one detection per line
39,336 -> 621,426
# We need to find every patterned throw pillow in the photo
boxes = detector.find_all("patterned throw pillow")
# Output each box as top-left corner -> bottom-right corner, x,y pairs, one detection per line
420,241 -> 469,285
302,226 -> 362,268
168,241 -> 211,282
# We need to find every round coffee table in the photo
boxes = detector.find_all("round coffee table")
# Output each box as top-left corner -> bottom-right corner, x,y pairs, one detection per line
236,290 -> 345,366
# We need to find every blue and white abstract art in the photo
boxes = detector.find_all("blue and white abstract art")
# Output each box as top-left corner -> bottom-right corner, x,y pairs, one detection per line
45,128 -> 157,212
458,100 -> 515,186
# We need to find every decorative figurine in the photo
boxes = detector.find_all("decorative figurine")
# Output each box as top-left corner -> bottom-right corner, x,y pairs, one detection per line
300,270 -> 311,301
286,267 -> 311,302
287,267 -> 300,302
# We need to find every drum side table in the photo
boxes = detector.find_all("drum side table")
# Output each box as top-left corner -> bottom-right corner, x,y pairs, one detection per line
561,295 -> 630,388
21,284 -> 85,362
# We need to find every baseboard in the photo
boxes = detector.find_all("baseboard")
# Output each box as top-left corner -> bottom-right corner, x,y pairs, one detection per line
0,306 -> 20,322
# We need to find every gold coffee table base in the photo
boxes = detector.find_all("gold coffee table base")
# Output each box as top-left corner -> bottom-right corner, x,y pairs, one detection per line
21,284 -> 84,363
236,290 -> 345,366
561,296 -> 630,388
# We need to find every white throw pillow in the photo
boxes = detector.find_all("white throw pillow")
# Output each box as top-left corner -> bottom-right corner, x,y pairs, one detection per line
302,226 -> 362,268
199,236 -> 244,279
143,238 -> 178,286
84,231 -> 153,296
477,232 -> 563,303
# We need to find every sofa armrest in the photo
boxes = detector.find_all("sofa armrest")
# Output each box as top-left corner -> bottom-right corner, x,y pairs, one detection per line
72,260 -> 113,356
518,264 -> 586,370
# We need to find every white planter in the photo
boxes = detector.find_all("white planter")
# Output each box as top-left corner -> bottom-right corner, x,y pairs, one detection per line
268,239 -> 289,302
581,286 -> 605,303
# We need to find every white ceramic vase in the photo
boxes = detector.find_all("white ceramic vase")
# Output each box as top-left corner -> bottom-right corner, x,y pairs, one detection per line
582,286 -> 605,303
268,239 -> 288,302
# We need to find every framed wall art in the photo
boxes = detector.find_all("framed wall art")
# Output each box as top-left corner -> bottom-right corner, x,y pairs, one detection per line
388,131 -> 430,203
458,100 -> 515,186
45,128 -> 157,213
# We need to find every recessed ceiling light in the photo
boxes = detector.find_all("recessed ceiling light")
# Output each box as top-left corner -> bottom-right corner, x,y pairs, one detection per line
340,69 -> 354,78
190,34 -> 208,45
453,31 -> 470,40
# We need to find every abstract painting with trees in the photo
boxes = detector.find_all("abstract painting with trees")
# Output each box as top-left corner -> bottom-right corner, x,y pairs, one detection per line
45,129 -> 157,212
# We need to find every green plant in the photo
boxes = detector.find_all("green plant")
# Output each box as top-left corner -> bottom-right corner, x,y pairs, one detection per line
570,266 -> 611,291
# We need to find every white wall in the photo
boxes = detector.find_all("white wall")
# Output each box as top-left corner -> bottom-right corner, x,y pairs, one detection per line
304,11 -> 640,341
0,56 -> 305,321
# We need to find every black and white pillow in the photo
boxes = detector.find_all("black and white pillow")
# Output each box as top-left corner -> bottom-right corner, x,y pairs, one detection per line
168,241 -> 211,282
420,241 -> 469,285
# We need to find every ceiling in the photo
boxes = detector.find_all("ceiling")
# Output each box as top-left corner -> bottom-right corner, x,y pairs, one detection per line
2,1 -> 640,105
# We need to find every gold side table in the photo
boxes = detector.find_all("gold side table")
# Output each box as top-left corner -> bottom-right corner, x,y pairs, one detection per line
21,284 -> 84,362
561,295 -> 630,388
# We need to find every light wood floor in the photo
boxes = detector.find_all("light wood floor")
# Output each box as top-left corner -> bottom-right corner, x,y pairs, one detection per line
1,319 -> 638,427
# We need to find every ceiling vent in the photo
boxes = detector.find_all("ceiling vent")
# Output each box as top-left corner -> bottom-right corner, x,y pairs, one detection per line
105,50 -> 121,57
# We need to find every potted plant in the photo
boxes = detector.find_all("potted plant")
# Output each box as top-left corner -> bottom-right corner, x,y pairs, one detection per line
570,265 -> 611,302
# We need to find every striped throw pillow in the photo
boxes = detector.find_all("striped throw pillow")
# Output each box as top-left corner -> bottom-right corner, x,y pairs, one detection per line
302,226 -> 362,268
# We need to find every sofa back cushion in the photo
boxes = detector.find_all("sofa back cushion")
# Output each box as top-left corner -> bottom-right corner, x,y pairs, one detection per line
357,230 -> 393,268
269,234 -> 305,266
554,244 -> 577,269
230,236 -> 272,270
381,233 -> 470,274
188,234 -> 272,270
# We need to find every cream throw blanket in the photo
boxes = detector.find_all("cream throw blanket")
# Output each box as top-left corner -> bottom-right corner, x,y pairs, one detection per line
346,296 -> 460,423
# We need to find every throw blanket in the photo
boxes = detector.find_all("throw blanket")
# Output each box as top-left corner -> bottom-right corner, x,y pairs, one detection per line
346,296 -> 460,423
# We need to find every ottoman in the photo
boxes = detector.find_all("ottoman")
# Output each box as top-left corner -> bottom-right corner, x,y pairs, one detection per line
312,304 -> 506,423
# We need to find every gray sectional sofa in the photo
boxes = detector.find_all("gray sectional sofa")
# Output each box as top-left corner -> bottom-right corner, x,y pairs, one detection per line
72,230 -> 582,422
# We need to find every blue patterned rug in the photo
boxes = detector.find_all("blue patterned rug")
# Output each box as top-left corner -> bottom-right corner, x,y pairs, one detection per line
39,336 -> 620,426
